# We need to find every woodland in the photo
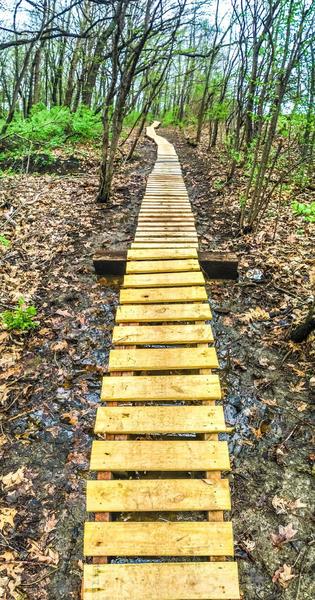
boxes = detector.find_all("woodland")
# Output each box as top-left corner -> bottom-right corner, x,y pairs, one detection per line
0,0 -> 314,599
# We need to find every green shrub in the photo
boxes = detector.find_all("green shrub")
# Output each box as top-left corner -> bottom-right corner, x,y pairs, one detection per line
0,297 -> 39,331
0,235 -> 10,247
292,201 -> 315,223
0,104 -> 102,164
123,110 -> 141,128
72,105 -> 102,139
162,109 -> 178,126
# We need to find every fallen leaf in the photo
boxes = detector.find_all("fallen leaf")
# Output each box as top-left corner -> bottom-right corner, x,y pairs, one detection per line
272,563 -> 296,588
0,508 -> 16,531
51,340 -> 68,352
1,467 -> 26,489
289,380 -> 306,393
240,307 -> 270,323
27,540 -> 59,565
43,512 -> 58,534
271,523 -> 297,547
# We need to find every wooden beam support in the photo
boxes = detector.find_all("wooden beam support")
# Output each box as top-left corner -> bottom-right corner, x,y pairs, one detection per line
93,248 -> 238,279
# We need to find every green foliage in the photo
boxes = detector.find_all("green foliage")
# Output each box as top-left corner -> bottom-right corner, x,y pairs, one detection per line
213,178 -> 225,191
292,201 -> 315,223
0,104 -> 102,164
162,109 -> 179,126
123,110 -> 141,127
0,234 -> 10,247
208,100 -> 230,121
0,297 -> 39,331
71,105 -> 102,139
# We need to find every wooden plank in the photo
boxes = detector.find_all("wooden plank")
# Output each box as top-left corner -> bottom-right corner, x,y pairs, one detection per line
131,242 -> 198,248
126,259 -> 200,274
94,405 -> 226,434
127,248 -> 197,260
83,562 -> 240,599
136,226 -> 196,232
135,232 -> 197,239
123,272 -> 204,288
90,440 -> 230,471
116,302 -> 211,321
139,209 -> 192,213
108,347 -> 219,371
138,216 -> 194,221
101,373 -> 220,402
112,323 -> 213,345
84,521 -> 234,557
119,286 -> 207,304
135,238 -> 198,243
86,478 -> 231,512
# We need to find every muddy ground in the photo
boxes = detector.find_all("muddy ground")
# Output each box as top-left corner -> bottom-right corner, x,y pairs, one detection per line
0,129 -> 314,599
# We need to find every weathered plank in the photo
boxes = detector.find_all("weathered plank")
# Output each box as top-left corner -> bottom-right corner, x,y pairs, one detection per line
83,562 -> 240,599
119,286 -> 207,304
135,238 -> 198,243
126,259 -> 200,273
108,346 -> 219,371
101,373 -> 221,402
90,440 -> 230,471
84,521 -> 234,556
123,271 -> 204,288
136,226 -> 196,232
127,248 -> 198,260
135,232 -> 198,238
131,242 -> 198,248
94,405 -> 226,434
112,323 -> 213,345
116,301 -> 211,321
86,478 -> 231,512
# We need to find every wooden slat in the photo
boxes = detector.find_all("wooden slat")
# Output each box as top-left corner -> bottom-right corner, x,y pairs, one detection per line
123,274 -> 205,290
120,287 -> 207,304
101,373 -> 221,401
135,232 -> 198,239
131,242 -> 198,248
112,323 -> 213,345
116,302 -> 211,322
135,238 -> 198,243
137,216 -> 194,221
90,440 -> 230,471
127,248 -> 198,260
94,405 -> 226,434
136,226 -> 196,232
83,562 -> 240,599
84,521 -> 234,556
86,478 -> 231,512
126,259 -> 200,273
108,347 -> 219,372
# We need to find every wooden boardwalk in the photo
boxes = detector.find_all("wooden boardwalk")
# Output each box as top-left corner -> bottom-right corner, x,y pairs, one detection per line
83,123 -> 241,599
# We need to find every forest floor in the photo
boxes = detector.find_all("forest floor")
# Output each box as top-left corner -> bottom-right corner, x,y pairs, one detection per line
0,128 -> 314,600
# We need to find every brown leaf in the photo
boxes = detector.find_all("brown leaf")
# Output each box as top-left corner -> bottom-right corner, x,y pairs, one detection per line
1,467 -> 26,489
272,564 -> 296,588
51,340 -> 68,352
0,508 -> 16,531
240,307 -> 270,323
271,523 -> 297,547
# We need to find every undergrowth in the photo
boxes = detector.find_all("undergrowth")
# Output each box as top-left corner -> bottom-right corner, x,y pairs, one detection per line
0,297 -> 39,331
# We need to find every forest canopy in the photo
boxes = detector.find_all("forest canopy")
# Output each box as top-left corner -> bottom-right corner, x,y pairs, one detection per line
0,0 -> 314,226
